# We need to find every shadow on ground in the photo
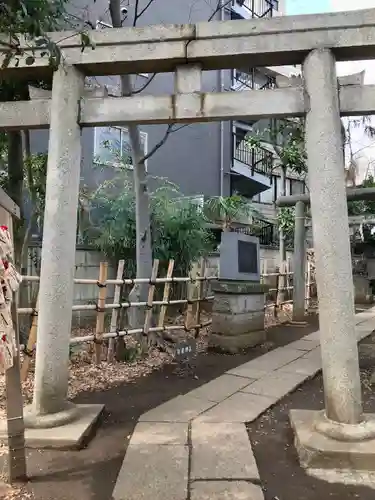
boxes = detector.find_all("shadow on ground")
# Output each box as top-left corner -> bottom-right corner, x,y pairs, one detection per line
14,316 -> 320,500
248,334 -> 375,500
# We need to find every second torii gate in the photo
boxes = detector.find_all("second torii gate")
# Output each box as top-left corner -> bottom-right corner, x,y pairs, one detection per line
276,187 -> 375,321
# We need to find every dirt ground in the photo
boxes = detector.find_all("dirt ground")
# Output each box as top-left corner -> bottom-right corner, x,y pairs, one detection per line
0,315 -> 320,500
248,334 -> 375,500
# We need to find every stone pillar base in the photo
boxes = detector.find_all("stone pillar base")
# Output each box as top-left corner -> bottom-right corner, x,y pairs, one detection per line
0,404 -> 104,450
209,281 -> 269,354
23,401 -> 79,429
353,275 -> 373,304
290,409 -> 375,473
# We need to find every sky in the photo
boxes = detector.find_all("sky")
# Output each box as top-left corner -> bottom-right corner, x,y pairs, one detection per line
285,0 -> 375,182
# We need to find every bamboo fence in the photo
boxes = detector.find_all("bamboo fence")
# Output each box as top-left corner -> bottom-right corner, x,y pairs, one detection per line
19,259 -> 215,375
18,256 -> 316,377
261,257 -> 316,312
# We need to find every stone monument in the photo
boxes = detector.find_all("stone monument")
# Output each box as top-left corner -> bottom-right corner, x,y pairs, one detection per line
209,232 -> 269,353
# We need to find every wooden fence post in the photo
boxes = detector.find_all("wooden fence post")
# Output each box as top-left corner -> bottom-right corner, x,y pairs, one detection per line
142,260 -> 159,349
194,258 -> 206,338
185,262 -> 199,331
94,261 -> 108,365
20,293 -> 39,381
306,258 -> 312,311
107,260 -> 125,363
158,260 -> 174,330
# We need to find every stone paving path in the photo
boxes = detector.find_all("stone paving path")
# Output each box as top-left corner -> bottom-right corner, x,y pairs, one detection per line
112,308 -> 375,500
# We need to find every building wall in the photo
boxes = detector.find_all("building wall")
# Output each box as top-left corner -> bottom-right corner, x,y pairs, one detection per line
30,0 -> 284,200
30,0 -> 234,198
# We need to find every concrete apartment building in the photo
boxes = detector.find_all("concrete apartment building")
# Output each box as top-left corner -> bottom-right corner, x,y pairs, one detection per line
30,0 -> 304,246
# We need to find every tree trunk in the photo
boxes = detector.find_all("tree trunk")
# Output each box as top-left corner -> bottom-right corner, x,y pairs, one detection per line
109,0 -> 153,335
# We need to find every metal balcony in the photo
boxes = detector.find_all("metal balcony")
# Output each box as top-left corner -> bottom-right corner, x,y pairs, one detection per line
231,0 -> 278,19
231,69 -> 276,92
233,134 -> 273,177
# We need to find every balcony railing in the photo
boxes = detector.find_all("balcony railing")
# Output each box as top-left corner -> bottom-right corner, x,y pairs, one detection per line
232,0 -> 278,19
234,135 -> 273,177
232,69 -> 276,91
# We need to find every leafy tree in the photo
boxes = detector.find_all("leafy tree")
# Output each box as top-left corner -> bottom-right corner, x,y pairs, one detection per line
348,175 -> 375,216
246,118 -> 307,302
84,167 -> 214,277
204,194 -> 261,232
0,0 -> 69,265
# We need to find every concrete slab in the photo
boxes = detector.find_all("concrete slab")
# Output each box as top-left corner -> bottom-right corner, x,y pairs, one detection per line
186,374 -> 253,403
304,331 -> 321,341
289,338 -> 320,351
129,422 -> 188,445
356,325 -> 375,341
290,409 -> 375,470
194,391 -> 275,423
276,356 -> 321,376
243,347 -> 304,372
355,311 -> 375,322
226,364 -> 269,380
241,371 -> 308,399
112,444 -> 188,500
191,422 -> 259,480
301,348 -> 322,363
190,481 -> 264,500
0,404 -> 104,450
139,395 -> 215,422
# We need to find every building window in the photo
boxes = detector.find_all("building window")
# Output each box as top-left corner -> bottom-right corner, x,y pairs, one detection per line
290,179 -> 305,195
93,126 -> 148,168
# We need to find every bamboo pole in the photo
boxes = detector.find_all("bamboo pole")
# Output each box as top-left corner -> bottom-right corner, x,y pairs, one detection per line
69,320 -> 213,345
17,295 -> 215,315
274,266 -> 280,318
306,258 -> 312,310
142,260 -> 159,347
107,260 -> 125,363
21,275 -> 215,285
94,262 -> 108,364
20,293 -> 39,381
185,262 -> 199,331
194,258 -> 206,338
287,257 -> 292,300
158,260 -> 174,329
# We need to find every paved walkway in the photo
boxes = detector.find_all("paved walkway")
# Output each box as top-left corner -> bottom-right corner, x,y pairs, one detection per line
112,308 -> 375,500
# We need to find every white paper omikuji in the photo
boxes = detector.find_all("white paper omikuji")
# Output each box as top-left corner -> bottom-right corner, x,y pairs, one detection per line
0,226 -> 22,373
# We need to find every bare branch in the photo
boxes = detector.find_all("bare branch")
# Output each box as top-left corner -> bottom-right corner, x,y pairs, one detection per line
132,73 -> 156,94
140,125 -> 173,164
134,0 -> 156,26
139,124 -> 191,164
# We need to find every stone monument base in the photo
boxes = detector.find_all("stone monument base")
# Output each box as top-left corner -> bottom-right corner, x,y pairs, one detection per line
290,409 -> 375,472
0,404 -> 104,450
209,280 -> 269,354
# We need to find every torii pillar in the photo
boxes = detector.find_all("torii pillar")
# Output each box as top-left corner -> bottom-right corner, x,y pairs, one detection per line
290,49 -> 375,472
22,65 -> 104,447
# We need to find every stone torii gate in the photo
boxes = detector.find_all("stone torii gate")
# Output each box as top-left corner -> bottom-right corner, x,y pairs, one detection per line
277,187 -> 375,322
1,7 -> 375,466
